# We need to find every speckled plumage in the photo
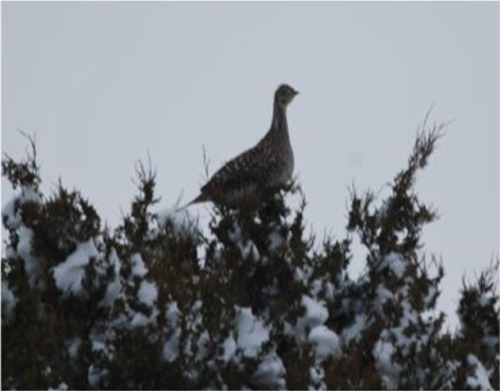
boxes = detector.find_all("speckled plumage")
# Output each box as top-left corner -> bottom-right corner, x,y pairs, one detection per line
187,84 -> 298,207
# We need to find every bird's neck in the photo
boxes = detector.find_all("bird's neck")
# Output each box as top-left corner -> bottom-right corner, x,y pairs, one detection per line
271,102 -> 288,134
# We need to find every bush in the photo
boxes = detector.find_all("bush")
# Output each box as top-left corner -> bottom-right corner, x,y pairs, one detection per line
2,123 -> 498,390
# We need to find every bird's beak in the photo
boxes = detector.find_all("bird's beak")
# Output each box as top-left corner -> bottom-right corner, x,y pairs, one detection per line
293,89 -> 299,96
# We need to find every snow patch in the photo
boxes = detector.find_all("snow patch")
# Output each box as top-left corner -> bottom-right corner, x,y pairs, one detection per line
381,252 -> 406,278
163,301 -> 181,362
294,265 -> 313,284
227,223 -> 259,260
309,364 -> 326,390
424,284 -> 438,307
252,351 -> 286,389
2,186 -> 42,230
478,293 -> 493,308
66,337 -> 82,362
137,280 -> 158,307
131,253 -> 147,277
100,249 -> 123,307
48,382 -> 68,391
53,239 -> 99,296
158,208 -> 197,234
17,226 -> 43,287
130,311 -> 155,327
1,281 -> 17,319
268,230 -> 286,251
88,365 -> 109,387
343,313 -> 369,343
373,339 -> 402,389
221,335 -> 237,362
324,281 -> 335,300
296,295 -> 329,338
163,328 -> 181,362
236,307 -> 269,358
241,241 -> 259,260
466,354 -> 493,390
2,197 -> 21,229
375,285 -> 394,310
308,325 -> 341,360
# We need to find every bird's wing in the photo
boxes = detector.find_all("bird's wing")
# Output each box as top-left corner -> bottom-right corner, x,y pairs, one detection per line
200,146 -> 266,196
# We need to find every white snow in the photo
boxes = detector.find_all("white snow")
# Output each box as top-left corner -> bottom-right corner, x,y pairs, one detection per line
66,337 -> 82,362
305,296 -> 328,323
308,325 -> 341,360
240,241 -> 259,260
166,301 -> 180,323
17,226 -> 42,287
88,328 -> 115,362
48,382 -> 68,391
196,330 -> 210,361
343,313 -> 369,343
2,197 -> 21,229
295,295 -> 329,340
221,308 -> 272,362
92,340 -> 107,354
373,338 -> 402,389
2,186 -> 42,233
88,365 -> 109,387
163,301 -> 181,362
52,239 -> 99,296
100,249 -> 123,307
221,335 -> 237,362
53,239 -> 99,296
17,226 -> 34,260
294,265 -> 313,284
309,364 -> 326,390
130,253 -> 147,277
424,284 -> 438,307
482,335 -> 500,354
137,280 -> 158,307
390,300 -> 419,355
466,354 -> 493,390
381,252 -> 406,278
163,328 -> 181,362
128,279 -> 159,327
377,200 -> 389,221
235,307 -> 269,358
324,281 -> 335,301
375,285 -> 394,310
2,185 -> 42,230
130,312 -> 151,327
20,185 -> 41,202
1,281 -> 17,319
310,278 -> 323,297
478,293 -> 493,307
157,207 -> 197,234
228,223 -> 243,243
268,230 -> 286,251
227,223 -> 259,260
252,351 -> 286,389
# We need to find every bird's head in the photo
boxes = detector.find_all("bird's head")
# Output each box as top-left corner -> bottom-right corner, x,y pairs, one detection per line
274,84 -> 299,108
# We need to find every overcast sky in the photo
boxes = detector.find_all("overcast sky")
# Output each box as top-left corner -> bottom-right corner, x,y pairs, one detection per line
2,1 -> 498,329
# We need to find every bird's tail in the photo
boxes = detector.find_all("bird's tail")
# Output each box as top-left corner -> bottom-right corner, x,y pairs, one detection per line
175,193 -> 206,212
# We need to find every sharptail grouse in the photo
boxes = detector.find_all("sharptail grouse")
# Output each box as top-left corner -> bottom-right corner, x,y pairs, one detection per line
184,83 -> 298,208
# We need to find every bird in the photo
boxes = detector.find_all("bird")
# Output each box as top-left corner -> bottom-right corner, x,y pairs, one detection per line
182,83 -> 298,209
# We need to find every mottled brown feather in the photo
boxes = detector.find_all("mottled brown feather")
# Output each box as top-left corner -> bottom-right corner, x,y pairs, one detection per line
185,84 -> 298,208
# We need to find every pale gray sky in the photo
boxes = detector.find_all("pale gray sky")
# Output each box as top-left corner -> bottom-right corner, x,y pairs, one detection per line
2,1 -> 499,329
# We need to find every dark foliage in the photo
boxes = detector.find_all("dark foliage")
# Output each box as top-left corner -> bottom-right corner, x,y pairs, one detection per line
2,126 -> 498,390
